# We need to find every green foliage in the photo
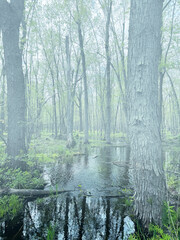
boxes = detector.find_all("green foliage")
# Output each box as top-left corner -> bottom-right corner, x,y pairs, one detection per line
162,202 -> 180,239
129,225 -> 171,240
111,132 -> 127,139
165,132 -> 180,142
129,203 -> 180,240
74,0 -> 90,23
47,224 -> 55,240
0,134 -> 84,191
36,153 -> 56,163
167,175 -> 178,189
29,134 -> 80,161
148,224 -> 171,240
0,141 -> 7,163
0,167 -> 44,189
36,197 -> 44,206
58,145 -> 74,157
125,198 -> 132,207
0,195 -> 22,220
128,235 -> 137,240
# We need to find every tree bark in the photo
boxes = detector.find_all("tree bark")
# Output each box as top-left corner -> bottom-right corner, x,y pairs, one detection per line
66,36 -> 75,148
77,14 -> 89,144
0,57 -> 5,135
0,0 -> 26,157
105,0 -> 112,144
127,0 -> 166,225
78,89 -> 83,132
0,188 -> 75,197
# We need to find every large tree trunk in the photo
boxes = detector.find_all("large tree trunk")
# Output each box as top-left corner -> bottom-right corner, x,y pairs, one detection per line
1,0 -> 26,157
127,0 -> 166,225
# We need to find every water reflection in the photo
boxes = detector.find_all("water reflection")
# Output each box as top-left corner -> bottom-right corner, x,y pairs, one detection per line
0,147 -> 135,239
44,146 -> 131,197
0,213 -> 24,240
8,195 -> 133,239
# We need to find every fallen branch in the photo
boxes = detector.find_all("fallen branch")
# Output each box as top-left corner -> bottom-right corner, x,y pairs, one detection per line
0,188 -> 133,201
73,152 -> 86,156
0,188 -> 76,197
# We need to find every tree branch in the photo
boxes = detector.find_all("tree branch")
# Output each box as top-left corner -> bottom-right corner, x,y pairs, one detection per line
163,0 -> 173,11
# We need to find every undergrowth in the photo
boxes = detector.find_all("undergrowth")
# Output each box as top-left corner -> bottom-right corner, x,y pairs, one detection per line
0,195 -> 23,220
129,203 -> 180,240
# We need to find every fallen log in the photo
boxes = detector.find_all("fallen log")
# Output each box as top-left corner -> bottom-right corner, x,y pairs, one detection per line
0,189 -> 132,200
0,188 -> 76,197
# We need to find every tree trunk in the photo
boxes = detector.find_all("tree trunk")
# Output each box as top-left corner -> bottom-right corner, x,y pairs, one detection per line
105,0 -> 112,144
66,36 -> 75,148
78,91 -> 83,132
1,0 -> 26,158
52,77 -> 57,138
77,21 -> 89,144
159,71 -> 165,135
0,58 -> 5,135
127,0 -> 166,225
166,71 -> 180,130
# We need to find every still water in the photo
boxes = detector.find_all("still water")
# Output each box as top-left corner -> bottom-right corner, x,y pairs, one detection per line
0,146 -> 135,239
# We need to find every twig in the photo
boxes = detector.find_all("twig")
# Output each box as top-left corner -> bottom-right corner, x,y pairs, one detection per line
0,134 -> 7,146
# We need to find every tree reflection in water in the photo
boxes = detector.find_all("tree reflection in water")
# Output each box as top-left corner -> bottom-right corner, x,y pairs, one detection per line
0,147 -> 135,239
16,194 -> 134,239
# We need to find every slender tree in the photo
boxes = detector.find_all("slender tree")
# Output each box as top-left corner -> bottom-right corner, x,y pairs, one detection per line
76,1 -> 89,143
127,0 -> 166,225
66,36 -> 75,147
105,0 -> 112,144
0,55 -> 5,135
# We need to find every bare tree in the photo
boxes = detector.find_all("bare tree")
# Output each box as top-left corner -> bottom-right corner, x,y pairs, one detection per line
76,0 -> 89,144
105,0 -> 112,144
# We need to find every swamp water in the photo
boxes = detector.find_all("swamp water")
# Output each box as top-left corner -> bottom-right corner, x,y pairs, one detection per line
0,144 -> 179,239
0,146 -> 135,239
